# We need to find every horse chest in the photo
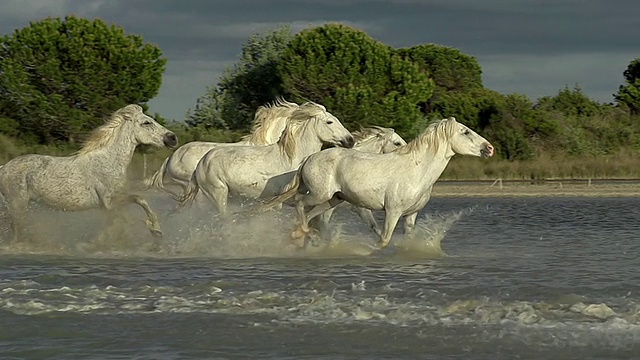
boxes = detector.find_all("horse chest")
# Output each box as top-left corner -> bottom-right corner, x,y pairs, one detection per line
394,185 -> 431,212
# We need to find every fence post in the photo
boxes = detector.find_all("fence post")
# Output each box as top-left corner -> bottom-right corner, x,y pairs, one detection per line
491,178 -> 503,189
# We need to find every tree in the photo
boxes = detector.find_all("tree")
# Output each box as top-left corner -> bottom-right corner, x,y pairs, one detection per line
186,25 -> 293,131
536,85 -> 603,118
396,43 -> 489,131
614,58 -> 640,114
480,93 -> 536,160
278,23 -> 434,138
0,16 -> 166,144
184,86 -> 228,129
217,25 -> 294,130
398,44 -> 482,106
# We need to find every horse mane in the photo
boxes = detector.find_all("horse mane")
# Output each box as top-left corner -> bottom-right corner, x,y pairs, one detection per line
278,101 -> 327,161
397,117 -> 458,161
77,104 -> 142,155
352,126 -> 392,144
239,97 -> 299,144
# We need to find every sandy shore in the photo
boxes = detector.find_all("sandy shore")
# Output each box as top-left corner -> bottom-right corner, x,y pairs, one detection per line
431,180 -> 640,197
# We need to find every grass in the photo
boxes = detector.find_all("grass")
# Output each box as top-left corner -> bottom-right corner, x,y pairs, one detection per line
2,132 -> 640,181
441,148 -> 640,180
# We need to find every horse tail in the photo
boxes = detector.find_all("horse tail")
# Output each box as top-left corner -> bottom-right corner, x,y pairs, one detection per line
142,157 -> 169,191
256,162 -> 306,214
178,171 -> 200,210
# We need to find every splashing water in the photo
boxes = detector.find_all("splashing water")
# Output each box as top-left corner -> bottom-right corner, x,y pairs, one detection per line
0,194 -> 472,260
393,207 -> 475,259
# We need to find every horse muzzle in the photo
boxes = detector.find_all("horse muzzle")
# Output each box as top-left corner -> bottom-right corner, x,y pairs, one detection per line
340,135 -> 355,149
163,133 -> 178,148
481,143 -> 494,158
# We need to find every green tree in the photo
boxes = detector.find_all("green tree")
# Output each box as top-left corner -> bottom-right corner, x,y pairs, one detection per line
185,86 -> 228,129
536,85 -> 603,117
186,25 -> 293,131
221,25 -> 294,130
479,93 -> 540,160
0,15 -> 166,144
397,44 -> 483,114
278,23 -> 434,137
614,58 -> 640,114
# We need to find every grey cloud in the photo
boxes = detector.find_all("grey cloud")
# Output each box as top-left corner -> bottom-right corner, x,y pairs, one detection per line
0,0 -> 637,120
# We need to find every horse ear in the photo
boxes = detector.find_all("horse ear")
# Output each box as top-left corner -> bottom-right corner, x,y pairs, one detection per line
118,104 -> 143,120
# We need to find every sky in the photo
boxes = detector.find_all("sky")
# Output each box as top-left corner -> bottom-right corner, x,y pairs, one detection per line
0,0 -> 637,121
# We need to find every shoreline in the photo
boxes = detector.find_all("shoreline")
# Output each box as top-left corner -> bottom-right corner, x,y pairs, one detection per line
431,180 -> 640,197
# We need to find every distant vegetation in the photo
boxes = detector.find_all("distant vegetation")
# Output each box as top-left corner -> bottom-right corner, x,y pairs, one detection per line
1,18 -> 640,180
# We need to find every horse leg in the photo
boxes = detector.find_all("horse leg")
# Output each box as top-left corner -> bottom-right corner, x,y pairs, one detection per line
129,194 -> 173,253
5,197 -> 30,244
292,194 -> 311,248
200,183 -> 229,217
353,206 -> 381,236
295,196 -> 344,247
98,191 -> 165,251
403,212 -> 418,235
127,195 -> 163,237
310,208 -> 335,244
378,210 -> 403,249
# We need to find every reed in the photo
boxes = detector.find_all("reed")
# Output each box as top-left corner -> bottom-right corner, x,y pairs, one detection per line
442,148 -> 640,180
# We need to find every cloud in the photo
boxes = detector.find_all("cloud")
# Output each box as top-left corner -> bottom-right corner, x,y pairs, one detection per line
479,51 -> 635,103
0,0 -> 638,120
147,59 -> 235,120
196,20 -> 382,40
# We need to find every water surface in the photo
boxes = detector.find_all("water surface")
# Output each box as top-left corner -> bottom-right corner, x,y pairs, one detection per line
1,196 -> 639,359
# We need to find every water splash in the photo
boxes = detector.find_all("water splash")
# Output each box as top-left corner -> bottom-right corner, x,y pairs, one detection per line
0,196 -> 474,260
393,208 -> 473,259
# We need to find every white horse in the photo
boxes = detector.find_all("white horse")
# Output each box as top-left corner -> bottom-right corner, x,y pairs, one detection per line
262,117 -> 494,249
301,126 -> 407,242
143,97 -> 299,197
179,101 -> 355,215
0,104 -> 178,244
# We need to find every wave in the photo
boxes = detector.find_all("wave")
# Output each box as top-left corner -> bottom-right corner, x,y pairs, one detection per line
3,279 -> 640,331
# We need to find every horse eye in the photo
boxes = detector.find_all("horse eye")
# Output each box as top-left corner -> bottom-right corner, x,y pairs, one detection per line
326,121 -> 333,125
394,142 -> 402,146
463,129 -> 470,135
142,121 -> 153,126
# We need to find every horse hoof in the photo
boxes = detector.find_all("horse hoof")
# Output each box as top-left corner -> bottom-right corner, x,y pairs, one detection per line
292,237 -> 306,249
290,226 -> 309,240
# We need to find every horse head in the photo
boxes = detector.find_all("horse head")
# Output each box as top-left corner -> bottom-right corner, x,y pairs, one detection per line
121,105 -> 178,149
302,102 -> 354,148
447,117 -> 494,158
379,127 -> 407,153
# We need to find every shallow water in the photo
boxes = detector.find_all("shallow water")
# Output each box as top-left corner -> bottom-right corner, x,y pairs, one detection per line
1,195 -> 640,359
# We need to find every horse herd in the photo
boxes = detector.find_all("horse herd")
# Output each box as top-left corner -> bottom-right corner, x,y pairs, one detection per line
0,100 -> 494,252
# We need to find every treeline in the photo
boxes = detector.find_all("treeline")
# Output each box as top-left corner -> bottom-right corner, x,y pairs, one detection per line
1,17 -> 640,179
184,23 -> 640,161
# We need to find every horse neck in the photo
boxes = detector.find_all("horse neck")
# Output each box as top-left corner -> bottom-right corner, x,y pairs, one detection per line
407,141 -> 454,184
279,122 -> 325,165
80,124 -> 138,177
